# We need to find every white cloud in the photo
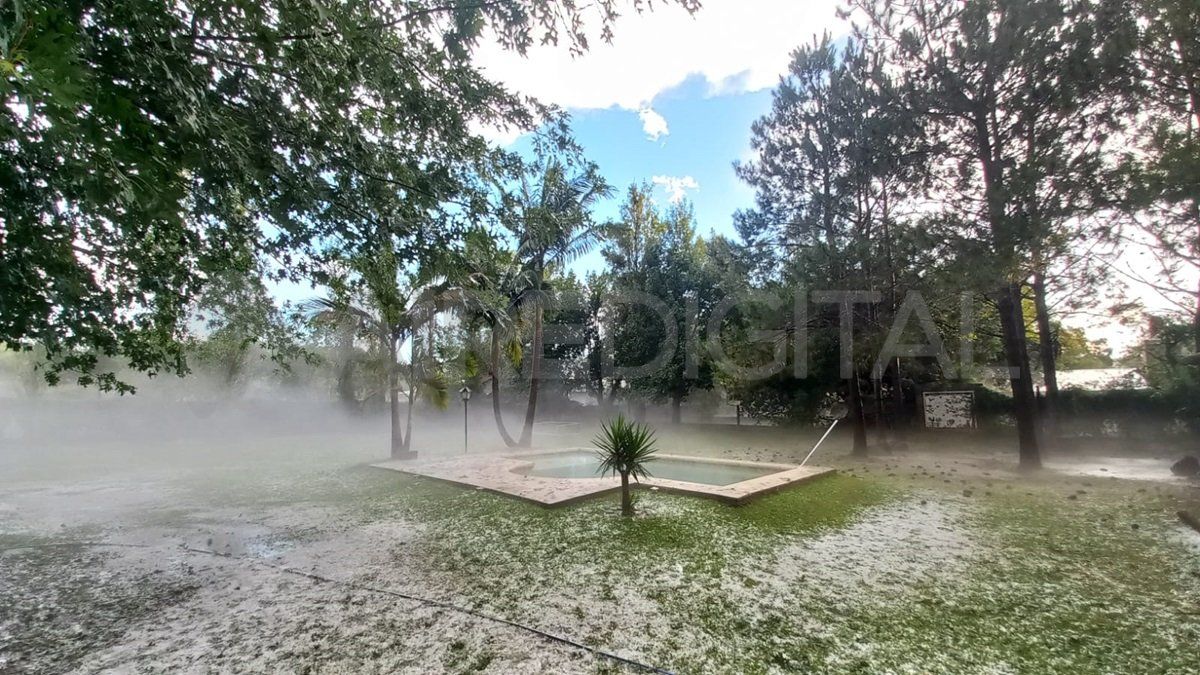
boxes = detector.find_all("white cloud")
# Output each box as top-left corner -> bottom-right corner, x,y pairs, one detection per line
652,175 -> 699,203
473,1 -> 843,111
638,107 -> 669,141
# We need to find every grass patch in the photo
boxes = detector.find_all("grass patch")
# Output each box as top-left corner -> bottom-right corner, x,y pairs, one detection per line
359,472 -> 897,672
734,473 -> 895,534
0,534 -> 200,674
806,487 -> 1200,673
9,430 -> 1198,673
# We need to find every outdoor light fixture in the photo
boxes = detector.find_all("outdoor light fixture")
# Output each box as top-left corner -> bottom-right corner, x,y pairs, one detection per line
459,386 -> 471,454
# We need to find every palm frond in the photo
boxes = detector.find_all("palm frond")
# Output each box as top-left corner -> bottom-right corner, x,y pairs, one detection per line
421,370 -> 451,410
304,296 -> 385,336
504,337 -> 524,369
549,229 -> 602,267
594,415 -> 657,481
463,349 -> 482,379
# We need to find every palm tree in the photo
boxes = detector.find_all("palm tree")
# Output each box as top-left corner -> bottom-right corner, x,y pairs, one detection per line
506,159 -> 612,447
595,415 -> 658,517
306,245 -> 451,460
455,228 -> 522,447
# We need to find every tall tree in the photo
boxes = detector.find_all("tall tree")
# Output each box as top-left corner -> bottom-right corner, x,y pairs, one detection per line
504,156 -> 611,447
736,35 -> 925,454
0,0 -> 697,392
1126,0 -> 1200,352
606,197 -> 716,423
306,242 -> 452,459
1006,0 -> 1135,435
457,228 -> 521,448
602,184 -> 666,413
851,0 -> 1134,469
641,203 -> 718,423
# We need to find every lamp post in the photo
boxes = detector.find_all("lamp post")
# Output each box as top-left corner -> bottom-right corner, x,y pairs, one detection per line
459,386 -> 471,454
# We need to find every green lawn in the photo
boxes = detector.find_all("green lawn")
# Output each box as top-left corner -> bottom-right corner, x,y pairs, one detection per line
2,432 -> 1199,673
172,455 -> 1200,673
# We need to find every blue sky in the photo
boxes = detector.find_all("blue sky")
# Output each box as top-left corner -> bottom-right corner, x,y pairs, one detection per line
468,0 -> 851,275
268,73 -> 782,302
273,1 -> 844,299
572,74 -> 769,230
271,0 -> 1171,351
539,75 -> 773,274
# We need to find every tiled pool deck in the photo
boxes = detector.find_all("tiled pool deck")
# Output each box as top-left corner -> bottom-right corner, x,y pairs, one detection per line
372,449 -> 835,506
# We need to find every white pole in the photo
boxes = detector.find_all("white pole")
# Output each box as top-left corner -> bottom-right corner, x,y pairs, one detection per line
800,419 -> 839,467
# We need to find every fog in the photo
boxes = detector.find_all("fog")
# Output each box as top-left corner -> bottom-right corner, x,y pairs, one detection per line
3,381 -> 504,484
4,367 -> 1199,673
4,365 -> 1193,490
0,367 -> 650,486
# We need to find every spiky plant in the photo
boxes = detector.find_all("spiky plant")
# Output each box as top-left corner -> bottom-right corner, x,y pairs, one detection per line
594,415 -> 658,517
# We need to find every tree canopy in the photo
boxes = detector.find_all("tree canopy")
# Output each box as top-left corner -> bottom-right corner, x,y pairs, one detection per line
0,0 -> 696,391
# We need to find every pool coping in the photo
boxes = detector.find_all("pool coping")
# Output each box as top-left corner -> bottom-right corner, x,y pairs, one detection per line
371,448 -> 835,507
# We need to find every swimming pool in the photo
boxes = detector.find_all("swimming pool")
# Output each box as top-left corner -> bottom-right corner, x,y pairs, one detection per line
375,449 -> 833,506
520,450 -> 781,486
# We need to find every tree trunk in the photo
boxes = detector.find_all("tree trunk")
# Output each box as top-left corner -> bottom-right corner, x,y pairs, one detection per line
872,372 -> 889,450
389,367 -> 405,458
403,363 -> 416,450
890,358 -> 905,429
337,359 -> 358,413
490,327 -> 517,447
848,369 -> 868,457
975,108 -> 1041,470
1194,273 -> 1200,354
998,283 -> 1042,470
518,302 -> 543,447
670,391 -> 682,424
1192,202 -> 1200,354
1166,11 -> 1200,352
388,341 -> 413,459
620,471 -> 633,517
1032,269 -> 1059,440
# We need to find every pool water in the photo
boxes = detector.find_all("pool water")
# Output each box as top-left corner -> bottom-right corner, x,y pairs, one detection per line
521,451 -> 780,486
